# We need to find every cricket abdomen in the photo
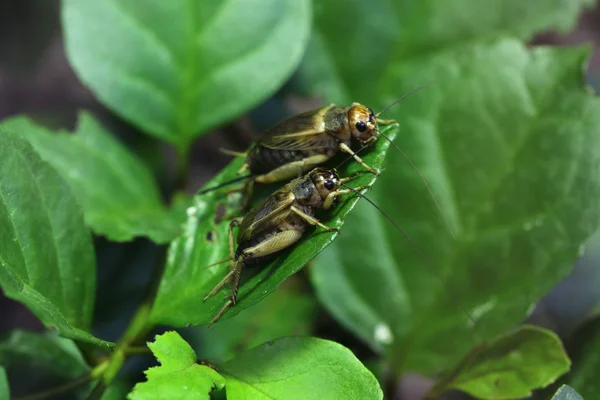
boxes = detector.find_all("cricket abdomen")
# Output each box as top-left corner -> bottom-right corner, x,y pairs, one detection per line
247,146 -> 312,175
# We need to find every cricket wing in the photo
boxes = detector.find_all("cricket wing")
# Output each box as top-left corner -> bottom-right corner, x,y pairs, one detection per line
237,190 -> 296,243
259,107 -> 331,151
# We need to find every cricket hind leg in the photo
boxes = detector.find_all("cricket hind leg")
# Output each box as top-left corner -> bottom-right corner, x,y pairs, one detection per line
208,229 -> 303,325
204,218 -> 242,302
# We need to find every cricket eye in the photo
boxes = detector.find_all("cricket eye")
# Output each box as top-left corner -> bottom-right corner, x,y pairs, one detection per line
324,180 -> 335,191
355,121 -> 367,132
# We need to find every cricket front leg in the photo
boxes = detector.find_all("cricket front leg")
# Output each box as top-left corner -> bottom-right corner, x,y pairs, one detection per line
290,206 -> 339,232
338,142 -> 379,175
323,185 -> 372,209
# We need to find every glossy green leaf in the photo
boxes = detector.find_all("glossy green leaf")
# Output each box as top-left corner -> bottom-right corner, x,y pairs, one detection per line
219,337 -> 383,400
0,130 -> 111,347
221,337 -> 382,400
306,2 -> 600,373
62,0 -> 311,147
0,367 -> 8,400
150,125 -> 397,326
0,330 -> 90,379
552,385 -> 585,400
428,325 -> 570,399
191,280 -> 316,362
1,112 -> 183,243
128,331 -> 225,400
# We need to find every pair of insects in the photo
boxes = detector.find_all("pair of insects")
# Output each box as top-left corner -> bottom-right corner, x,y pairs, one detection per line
201,84 -> 461,325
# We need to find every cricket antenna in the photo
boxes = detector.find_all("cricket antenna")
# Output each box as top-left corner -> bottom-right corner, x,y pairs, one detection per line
340,183 -> 476,325
197,174 -> 253,195
377,130 -> 456,240
375,81 -> 435,118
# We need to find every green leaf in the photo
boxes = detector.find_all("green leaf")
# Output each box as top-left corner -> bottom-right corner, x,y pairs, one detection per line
428,326 -> 570,399
564,318 -> 600,398
0,366 -> 8,400
149,125 -> 397,326
1,112 -> 183,243
221,337 -> 382,400
62,0 -> 311,147
0,130 -> 111,347
552,385 -> 585,400
0,330 -> 90,379
191,280 -> 316,362
300,0 -> 593,103
128,331 -> 225,400
307,27 -> 600,374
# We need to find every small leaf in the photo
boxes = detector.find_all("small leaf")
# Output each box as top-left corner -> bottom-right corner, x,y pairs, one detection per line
428,326 -> 570,399
128,331 -> 225,400
149,125 -> 397,326
551,385 -> 585,400
0,330 -> 90,379
0,130 -> 111,347
1,112 -> 183,243
62,0 -> 311,147
221,337 -> 382,400
310,42 -> 600,372
191,280 -> 316,362
0,366 -> 8,400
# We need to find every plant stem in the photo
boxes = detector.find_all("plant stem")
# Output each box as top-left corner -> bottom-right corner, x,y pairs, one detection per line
174,142 -> 191,195
102,301 -> 155,386
13,361 -> 108,400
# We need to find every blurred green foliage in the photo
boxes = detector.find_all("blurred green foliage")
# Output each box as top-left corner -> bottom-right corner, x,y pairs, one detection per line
1,0 -> 599,399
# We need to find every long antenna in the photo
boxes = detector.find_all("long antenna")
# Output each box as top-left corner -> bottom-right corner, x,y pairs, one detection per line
196,174 -> 252,195
377,130 -> 456,240
375,81 -> 435,118
340,183 -> 475,325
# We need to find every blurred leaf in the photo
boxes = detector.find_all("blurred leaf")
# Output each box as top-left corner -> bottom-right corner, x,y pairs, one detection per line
551,385 -> 585,400
128,331 -> 225,400
2,112 -> 183,243
0,130 -> 111,347
62,0 -> 311,147
149,125 -> 397,326
0,366 -> 8,400
307,7 -> 600,373
428,325 -> 570,399
221,337 -> 382,400
0,330 -> 89,379
563,318 -> 600,398
301,0 -> 593,103
192,280 -> 316,362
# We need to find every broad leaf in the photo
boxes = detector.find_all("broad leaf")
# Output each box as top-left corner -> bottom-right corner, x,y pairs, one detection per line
221,337 -> 382,400
0,367 -> 8,400
150,125 -> 397,326
306,3 -> 600,373
2,112 -> 182,243
128,331 -> 225,400
552,385 -> 585,400
0,330 -> 90,379
190,280 -> 316,362
300,0 -> 593,104
0,130 -> 111,347
62,0 -> 311,147
428,325 -> 570,399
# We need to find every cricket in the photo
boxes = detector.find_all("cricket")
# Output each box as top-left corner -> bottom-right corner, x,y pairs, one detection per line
202,166 -> 473,326
198,83 -> 456,239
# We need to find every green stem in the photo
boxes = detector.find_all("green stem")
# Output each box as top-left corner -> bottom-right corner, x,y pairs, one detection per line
13,361 -> 108,400
103,301 -> 155,386
174,142 -> 191,195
